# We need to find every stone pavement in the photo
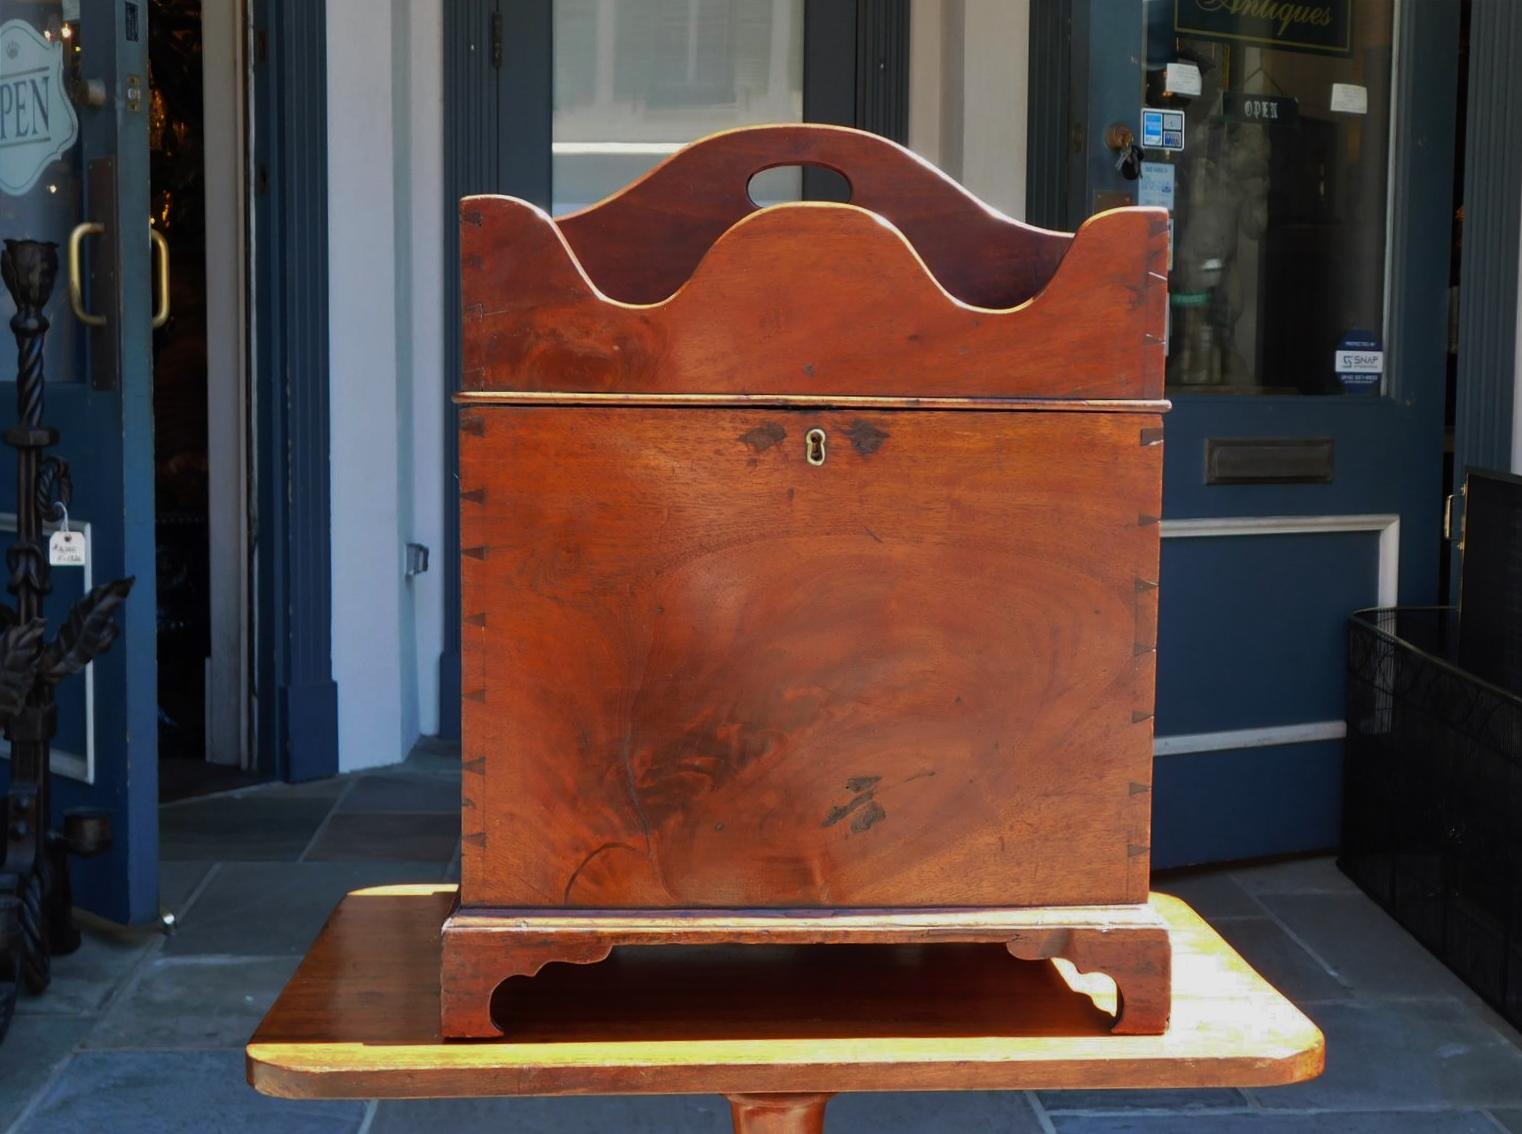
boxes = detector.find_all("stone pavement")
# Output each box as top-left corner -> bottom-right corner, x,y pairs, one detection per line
2,741 -> 1521,1133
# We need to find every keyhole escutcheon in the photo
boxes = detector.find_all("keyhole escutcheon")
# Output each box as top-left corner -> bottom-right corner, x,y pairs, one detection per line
805,428 -> 827,466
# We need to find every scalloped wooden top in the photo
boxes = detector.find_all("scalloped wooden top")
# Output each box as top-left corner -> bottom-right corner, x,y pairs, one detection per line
459,125 -> 1168,403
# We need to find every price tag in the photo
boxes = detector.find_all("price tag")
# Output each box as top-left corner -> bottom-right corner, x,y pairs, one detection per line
49,529 -> 86,567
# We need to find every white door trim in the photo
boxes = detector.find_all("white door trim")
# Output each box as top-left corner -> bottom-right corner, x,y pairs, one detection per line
1153,720 -> 1347,757
203,0 -> 251,768
1152,513 -> 1400,757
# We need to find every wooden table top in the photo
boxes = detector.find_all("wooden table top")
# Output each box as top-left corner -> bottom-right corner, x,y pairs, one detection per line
247,886 -> 1322,1101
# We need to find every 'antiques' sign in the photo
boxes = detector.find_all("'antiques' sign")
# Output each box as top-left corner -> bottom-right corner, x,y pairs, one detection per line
0,20 -> 79,197
1174,0 -> 1352,57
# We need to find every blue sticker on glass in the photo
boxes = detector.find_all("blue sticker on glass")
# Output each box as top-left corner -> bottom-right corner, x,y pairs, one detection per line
1140,108 -> 1185,152
1335,329 -> 1383,395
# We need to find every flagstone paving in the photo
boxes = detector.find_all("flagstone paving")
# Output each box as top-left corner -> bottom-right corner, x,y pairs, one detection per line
3,743 -> 1520,1133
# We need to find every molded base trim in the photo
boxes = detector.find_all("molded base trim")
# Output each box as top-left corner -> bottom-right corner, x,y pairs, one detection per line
439,900 -> 1172,1039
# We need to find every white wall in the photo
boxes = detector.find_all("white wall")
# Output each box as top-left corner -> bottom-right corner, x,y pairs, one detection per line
908,0 -> 1030,219
406,0 -> 447,740
326,0 -> 446,771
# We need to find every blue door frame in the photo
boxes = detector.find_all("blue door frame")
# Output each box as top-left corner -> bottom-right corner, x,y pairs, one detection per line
1070,0 -> 1459,865
251,0 -> 338,784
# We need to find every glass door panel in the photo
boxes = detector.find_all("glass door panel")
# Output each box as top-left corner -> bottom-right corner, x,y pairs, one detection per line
552,0 -> 804,213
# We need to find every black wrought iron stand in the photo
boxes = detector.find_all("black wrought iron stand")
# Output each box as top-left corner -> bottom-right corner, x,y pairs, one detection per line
0,239 -> 133,1040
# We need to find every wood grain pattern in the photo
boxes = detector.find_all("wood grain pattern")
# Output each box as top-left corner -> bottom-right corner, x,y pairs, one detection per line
247,887 -> 1324,1099
449,123 -> 1174,1049
458,409 -> 1162,911
459,199 -> 1168,401
554,123 -> 1072,309
726,1095 -> 831,1134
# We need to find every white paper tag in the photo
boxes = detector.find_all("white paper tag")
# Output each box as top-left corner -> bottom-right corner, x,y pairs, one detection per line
1165,62 -> 1203,98
49,530 -> 86,567
1138,161 -> 1175,210
1330,83 -> 1368,115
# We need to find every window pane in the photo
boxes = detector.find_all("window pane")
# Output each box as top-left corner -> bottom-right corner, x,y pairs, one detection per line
1146,0 -> 1395,395
552,0 -> 804,215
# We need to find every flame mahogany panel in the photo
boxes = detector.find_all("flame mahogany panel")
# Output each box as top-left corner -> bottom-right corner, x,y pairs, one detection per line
458,408 -> 1162,910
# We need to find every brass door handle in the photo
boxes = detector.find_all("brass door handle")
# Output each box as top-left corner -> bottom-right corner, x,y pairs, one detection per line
67,221 -> 106,327
150,227 -> 170,329
68,223 -> 170,329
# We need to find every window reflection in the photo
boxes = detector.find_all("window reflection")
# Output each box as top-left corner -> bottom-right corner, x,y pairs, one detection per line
1145,0 -> 1394,395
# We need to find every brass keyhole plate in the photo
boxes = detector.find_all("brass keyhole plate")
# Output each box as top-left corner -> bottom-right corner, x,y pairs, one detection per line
805,428 -> 827,466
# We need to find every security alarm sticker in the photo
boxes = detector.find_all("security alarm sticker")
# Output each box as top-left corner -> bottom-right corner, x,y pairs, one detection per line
1141,108 -> 1185,152
1335,329 -> 1383,395
0,19 -> 79,196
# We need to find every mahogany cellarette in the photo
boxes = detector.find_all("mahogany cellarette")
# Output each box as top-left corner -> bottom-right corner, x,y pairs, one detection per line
443,124 -> 1171,1038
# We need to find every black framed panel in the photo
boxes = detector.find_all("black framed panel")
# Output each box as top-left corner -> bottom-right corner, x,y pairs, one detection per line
1453,0 -> 1522,587
1026,0 -> 1073,229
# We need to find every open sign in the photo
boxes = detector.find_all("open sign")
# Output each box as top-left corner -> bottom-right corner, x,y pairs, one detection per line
0,20 -> 79,197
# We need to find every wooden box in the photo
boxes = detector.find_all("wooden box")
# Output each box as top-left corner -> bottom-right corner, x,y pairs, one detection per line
444,125 -> 1171,1038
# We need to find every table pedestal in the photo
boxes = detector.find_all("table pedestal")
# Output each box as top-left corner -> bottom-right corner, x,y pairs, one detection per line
728,1093 -> 832,1134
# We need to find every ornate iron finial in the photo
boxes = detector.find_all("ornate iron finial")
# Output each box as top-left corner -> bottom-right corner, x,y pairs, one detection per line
0,240 -> 59,428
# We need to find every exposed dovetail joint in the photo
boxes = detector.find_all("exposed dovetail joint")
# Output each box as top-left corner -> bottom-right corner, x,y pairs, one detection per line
1139,428 -> 1165,447
461,488 -> 486,504
462,757 -> 486,774
1127,844 -> 1150,857
463,832 -> 486,848
463,688 -> 487,703
461,546 -> 489,560
1135,577 -> 1159,592
1131,710 -> 1154,724
464,612 -> 488,627
460,414 -> 486,436
1129,782 -> 1151,795
1138,513 -> 1160,526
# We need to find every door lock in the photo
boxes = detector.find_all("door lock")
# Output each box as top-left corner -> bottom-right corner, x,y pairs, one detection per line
1105,122 -> 1147,182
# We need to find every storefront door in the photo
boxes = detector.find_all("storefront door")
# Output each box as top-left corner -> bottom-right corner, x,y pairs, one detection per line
1071,0 -> 1459,864
0,0 -> 159,922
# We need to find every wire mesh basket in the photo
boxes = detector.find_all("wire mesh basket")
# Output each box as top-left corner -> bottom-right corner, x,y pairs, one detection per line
1342,606 -> 1522,1029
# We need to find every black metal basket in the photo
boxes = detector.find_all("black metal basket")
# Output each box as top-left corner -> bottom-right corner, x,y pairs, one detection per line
1342,606 -> 1522,1030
